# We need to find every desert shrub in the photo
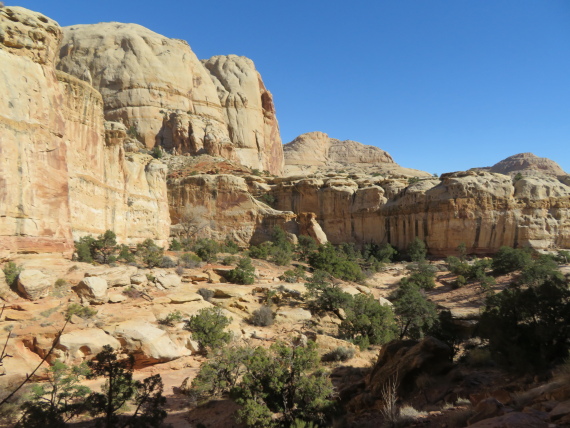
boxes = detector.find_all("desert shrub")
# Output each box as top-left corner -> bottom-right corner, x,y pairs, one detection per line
308,243 -> 364,282
403,261 -> 437,290
407,237 -> 427,262
117,244 -> 135,263
66,303 -> 97,320
446,256 -> 471,277
221,255 -> 237,266
74,235 -> 95,263
250,306 -> 274,327
322,346 -> 355,362
185,307 -> 232,354
151,146 -> 163,159
257,193 -> 276,207
491,246 -> 532,275
169,239 -> 183,251
136,239 -> 164,268
427,309 -> 462,358
390,281 -> 438,340
363,242 -> 397,263
160,256 -> 177,268
556,250 -> 570,264
179,252 -> 202,268
339,294 -> 398,349
271,247 -> 292,266
248,242 -> 272,260
122,286 -> 143,299
3,262 -> 22,287
193,238 -> 219,263
54,278 -> 67,288
296,235 -> 318,261
305,270 -> 353,312
226,257 -> 255,285
175,266 -> 185,276
519,254 -> 564,286
222,238 -> 240,254
479,276 -> 570,371
158,310 -> 183,327
280,265 -> 307,283
197,288 -> 215,302
90,230 -> 118,264
453,275 -> 467,289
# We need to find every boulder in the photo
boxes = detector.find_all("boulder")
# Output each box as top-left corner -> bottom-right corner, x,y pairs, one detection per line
57,329 -> 121,364
17,270 -> 51,300
75,277 -> 108,304
468,411 -> 548,428
107,320 -> 190,365
275,307 -> 313,323
85,265 -> 138,287
155,274 -> 181,289
130,274 -> 148,286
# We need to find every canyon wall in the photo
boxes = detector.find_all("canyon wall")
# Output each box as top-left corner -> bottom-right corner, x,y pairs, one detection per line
0,7 -> 169,258
57,25 -> 284,175
269,170 -> 570,254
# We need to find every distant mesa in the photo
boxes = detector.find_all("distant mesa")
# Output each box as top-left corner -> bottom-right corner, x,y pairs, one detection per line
489,152 -> 566,177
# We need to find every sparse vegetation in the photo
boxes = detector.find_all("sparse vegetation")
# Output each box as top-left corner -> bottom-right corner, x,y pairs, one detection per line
249,306 -> 274,326
184,307 -> 232,354
226,257 -> 256,285
3,262 -> 22,288
66,303 -> 97,320
158,310 -> 183,327
322,346 -> 355,362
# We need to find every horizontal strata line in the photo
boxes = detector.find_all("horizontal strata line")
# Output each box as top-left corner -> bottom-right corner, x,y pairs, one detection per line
71,174 -> 161,202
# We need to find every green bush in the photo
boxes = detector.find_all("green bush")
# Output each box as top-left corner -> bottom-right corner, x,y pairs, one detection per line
339,294 -> 398,349
248,242 -> 272,260
491,246 -> 532,275
193,238 -> 219,263
158,310 -> 183,327
185,307 -> 232,354
322,346 -> 355,362
257,193 -> 276,207
169,239 -> 183,251
136,239 -> 164,268
403,261 -> 437,290
305,270 -> 353,312
308,243 -> 364,282
250,306 -> 274,327
151,146 -> 163,159
160,256 -> 177,268
74,235 -> 95,263
221,255 -> 237,266
519,255 -> 564,287
280,266 -> 307,283
222,238 -> 240,254
3,262 -> 22,287
296,235 -> 318,261
453,275 -> 467,289
66,303 -> 97,320
179,252 -> 202,268
407,237 -> 427,262
226,257 -> 256,285
271,247 -> 292,266
117,244 -> 135,263
363,242 -> 397,263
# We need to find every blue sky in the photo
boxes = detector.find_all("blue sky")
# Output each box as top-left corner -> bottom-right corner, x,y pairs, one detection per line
13,1 -> 570,174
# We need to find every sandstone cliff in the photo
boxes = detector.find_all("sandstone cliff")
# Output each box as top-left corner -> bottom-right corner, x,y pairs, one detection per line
489,152 -> 567,177
268,170 -> 570,254
57,25 -> 284,175
0,7 -> 170,258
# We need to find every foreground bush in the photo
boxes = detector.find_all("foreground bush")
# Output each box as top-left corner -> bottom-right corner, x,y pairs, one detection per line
185,307 -> 232,354
226,257 -> 256,285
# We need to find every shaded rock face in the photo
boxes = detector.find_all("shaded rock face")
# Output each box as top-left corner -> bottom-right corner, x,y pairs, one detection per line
0,7 -> 170,258
490,152 -> 566,177
168,173 -> 297,246
271,170 -> 570,253
57,25 -> 284,174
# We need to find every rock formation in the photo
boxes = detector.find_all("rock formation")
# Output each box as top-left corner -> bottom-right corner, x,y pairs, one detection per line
57,25 -> 283,174
0,7 -> 170,259
283,131 -> 429,177
489,152 -> 566,177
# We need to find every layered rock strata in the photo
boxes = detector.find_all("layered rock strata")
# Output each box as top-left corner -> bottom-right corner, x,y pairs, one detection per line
268,170 -> 570,254
57,25 -> 283,174
0,7 -> 169,258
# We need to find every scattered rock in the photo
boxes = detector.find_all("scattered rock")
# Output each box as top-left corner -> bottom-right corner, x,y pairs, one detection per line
17,270 -> 51,300
85,265 -> 138,287
75,277 -> 108,305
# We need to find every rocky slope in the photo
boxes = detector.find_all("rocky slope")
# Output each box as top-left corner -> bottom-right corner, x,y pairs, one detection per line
57,25 -> 283,175
0,7 -> 170,259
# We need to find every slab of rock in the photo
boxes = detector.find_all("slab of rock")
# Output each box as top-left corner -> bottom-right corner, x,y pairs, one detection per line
75,277 -> 108,305
108,320 -> 190,365
85,265 -> 138,287
57,328 -> 120,364
156,273 -> 181,289
275,307 -> 312,323
468,411 -> 548,428
108,293 -> 127,303
130,274 -> 148,285
549,399 -> 570,421
167,290 -> 203,304
17,270 -> 51,300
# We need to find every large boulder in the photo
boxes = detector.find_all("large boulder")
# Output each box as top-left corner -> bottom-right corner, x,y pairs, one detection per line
75,277 -> 108,304
17,270 -> 51,300
85,265 -> 138,287
56,328 -> 121,364
107,320 -> 190,365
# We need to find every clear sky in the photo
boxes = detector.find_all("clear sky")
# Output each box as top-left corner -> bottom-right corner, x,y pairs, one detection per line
13,1 -> 570,175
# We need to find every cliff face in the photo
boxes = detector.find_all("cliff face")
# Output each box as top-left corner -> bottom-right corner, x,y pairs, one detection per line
57,25 -> 284,175
0,7 -> 170,258
270,171 -> 570,254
